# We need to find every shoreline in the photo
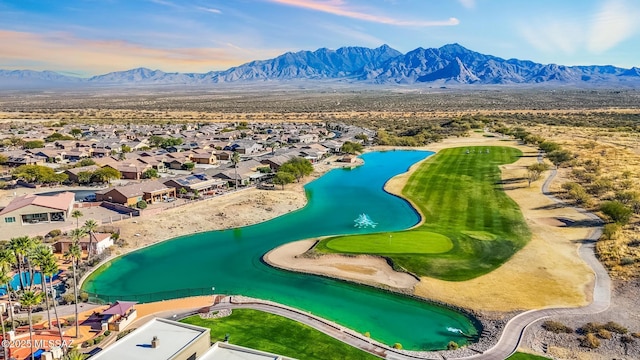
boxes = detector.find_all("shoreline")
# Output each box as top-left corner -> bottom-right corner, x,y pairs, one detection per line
79,135 -> 602,358
79,156 -> 363,289
265,135 -> 595,314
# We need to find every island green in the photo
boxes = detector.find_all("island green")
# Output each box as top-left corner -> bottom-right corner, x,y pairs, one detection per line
317,146 -> 530,281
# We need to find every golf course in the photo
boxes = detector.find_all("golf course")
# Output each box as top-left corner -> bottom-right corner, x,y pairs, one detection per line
316,146 -> 531,281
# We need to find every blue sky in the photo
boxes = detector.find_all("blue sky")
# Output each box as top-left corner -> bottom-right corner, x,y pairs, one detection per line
0,0 -> 638,76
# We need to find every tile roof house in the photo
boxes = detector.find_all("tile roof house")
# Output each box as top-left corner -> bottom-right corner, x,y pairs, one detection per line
164,174 -> 226,195
64,165 -> 101,183
96,180 -> 176,206
0,192 -> 74,227
54,232 -> 113,255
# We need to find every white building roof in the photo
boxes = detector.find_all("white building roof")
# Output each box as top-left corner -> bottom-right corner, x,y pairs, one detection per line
199,342 -> 292,360
91,318 -> 209,360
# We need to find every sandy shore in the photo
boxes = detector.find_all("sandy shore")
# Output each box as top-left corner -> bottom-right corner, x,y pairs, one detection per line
91,156 -> 363,261
267,133 -> 596,312
264,239 -> 419,290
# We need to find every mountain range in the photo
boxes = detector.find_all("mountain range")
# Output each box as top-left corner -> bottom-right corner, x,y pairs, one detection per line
2,43 -> 639,88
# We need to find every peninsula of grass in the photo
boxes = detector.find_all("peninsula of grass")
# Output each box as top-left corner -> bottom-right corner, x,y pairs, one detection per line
181,309 -> 380,360
316,146 -> 530,281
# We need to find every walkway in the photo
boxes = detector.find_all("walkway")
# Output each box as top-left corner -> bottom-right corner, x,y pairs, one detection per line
193,166 -> 611,360
204,296 -> 438,360
76,161 -> 611,360
454,166 -> 611,359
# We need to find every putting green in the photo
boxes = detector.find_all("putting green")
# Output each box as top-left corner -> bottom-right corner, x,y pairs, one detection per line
317,146 -> 530,281
324,231 -> 453,254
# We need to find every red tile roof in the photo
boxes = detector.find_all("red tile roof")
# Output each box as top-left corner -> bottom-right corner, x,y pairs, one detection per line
0,192 -> 74,216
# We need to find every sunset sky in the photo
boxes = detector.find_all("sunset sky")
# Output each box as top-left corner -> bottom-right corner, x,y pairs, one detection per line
0,0 -> 638,76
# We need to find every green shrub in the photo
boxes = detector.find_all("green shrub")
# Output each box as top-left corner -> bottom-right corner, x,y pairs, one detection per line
393,343 -> 402,350
542,320 -> 573,334
136,200 -> 148,209
588,178 -> 613,196
620,257 -> 635,266
62,293 -> 75,304
580,333 -> 601,348
600,201 -> 633,225
364,332 -> 370,338
603,321 -> 628,334
562,182 -> 591,205
117,328 -> 136,341
602,223 -> 621,240
447,341 -> 459,350
47,229 -> 62,238
104,330 -> 111,336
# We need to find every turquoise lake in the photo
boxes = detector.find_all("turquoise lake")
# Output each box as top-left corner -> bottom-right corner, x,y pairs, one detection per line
83,150 -> 480,350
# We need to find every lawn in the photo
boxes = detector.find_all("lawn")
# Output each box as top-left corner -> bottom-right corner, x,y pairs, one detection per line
507,352 -> 551,360
323,230 -> 453,254
317,146 -> 530,281
181,309 -> 381,360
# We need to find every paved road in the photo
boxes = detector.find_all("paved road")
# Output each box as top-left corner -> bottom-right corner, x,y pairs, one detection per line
197,166 -> 611,360
454,166 -> 610,359
72,161 -> 611,360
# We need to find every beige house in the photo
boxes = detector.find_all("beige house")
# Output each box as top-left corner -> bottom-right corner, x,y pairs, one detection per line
0,192 -> 74,227
54,232 -> 113,255
96,180 -> 176,206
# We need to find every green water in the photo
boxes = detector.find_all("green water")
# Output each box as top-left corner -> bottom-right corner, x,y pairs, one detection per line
83,150 -> 480,350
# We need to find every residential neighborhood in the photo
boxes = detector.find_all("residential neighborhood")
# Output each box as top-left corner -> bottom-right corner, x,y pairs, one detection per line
0,121 -> 373,239
0,120 -> 372,359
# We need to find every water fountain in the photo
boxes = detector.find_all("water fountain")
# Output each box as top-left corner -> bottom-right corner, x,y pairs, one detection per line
447,327 -> 474,338
354,213 -> 377,228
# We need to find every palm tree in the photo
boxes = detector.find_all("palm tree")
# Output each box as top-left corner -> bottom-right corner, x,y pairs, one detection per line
42,255 -> 65,346
32,245 -> 54,330
82,219 -> 99,260
71,210 -> 83,229
0,249 -> 16,331
8,236 -> 34,290
24,237 -> 41,291
231,151 -> 240,190
20,290 -> 43,360
68,228 -> 86,260
64,239 -> 82,339
0,270 -> 10,359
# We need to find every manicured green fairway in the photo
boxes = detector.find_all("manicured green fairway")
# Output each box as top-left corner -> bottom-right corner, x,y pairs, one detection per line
181,309 -> 380,360
507,352 -> 551,360
323,230 -> 453,254
317,146 -> 530,281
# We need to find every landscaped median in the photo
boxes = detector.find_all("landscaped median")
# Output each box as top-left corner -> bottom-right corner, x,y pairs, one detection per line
315,146 -> 531,281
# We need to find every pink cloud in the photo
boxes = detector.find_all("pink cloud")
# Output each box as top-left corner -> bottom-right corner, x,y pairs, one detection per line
0,30 -> 282,75
267,0 -> 459,26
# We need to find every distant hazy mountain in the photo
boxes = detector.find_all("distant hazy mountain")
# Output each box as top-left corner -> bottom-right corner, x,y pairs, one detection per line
2,44 -> 638,88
